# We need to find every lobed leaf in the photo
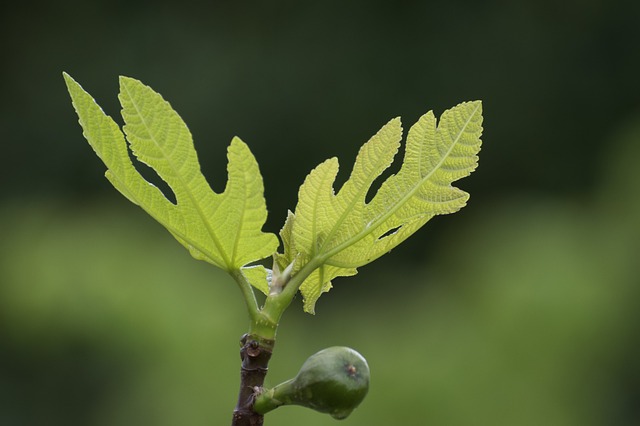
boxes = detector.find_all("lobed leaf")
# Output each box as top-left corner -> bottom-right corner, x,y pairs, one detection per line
282,101 -> 483,313
64,73 -> 279,282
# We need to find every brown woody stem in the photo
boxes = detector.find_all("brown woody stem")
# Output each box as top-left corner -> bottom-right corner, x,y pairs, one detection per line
231,334 -> 274,426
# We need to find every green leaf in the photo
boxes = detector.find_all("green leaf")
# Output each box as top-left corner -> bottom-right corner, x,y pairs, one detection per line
284,101 -> 483,313
64,73 -> 279,278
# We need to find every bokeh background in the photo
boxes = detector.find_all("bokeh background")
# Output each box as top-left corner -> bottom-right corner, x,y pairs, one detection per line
1,1 -> 639,425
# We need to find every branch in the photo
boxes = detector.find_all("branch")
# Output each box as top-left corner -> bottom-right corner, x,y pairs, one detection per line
231,334 -> 274,426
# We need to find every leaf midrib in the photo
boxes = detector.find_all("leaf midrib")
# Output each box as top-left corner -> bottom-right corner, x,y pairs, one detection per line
230,153 -> 251,266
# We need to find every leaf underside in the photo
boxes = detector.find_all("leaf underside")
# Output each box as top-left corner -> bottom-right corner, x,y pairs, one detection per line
65,73 -> 482,310
64,73 -> 279,279
279,101 -> 483,313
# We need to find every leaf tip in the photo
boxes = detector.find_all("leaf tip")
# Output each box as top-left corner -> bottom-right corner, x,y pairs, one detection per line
118,76 -> 146,95
465,99 -> 483,112
387,116 -> 403,131
230,135 -> 248,149
62,72 -> 79,92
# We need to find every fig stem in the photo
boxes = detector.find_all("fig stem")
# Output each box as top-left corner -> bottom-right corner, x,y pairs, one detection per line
252,379 -> 295,415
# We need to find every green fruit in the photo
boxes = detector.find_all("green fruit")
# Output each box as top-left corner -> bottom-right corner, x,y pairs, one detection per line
254,346 -> 370,420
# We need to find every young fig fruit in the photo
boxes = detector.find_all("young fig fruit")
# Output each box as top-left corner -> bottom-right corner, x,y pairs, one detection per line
254,346 -> 370,420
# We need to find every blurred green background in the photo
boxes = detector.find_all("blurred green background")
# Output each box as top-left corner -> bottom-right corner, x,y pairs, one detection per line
1,0 -> 639,425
